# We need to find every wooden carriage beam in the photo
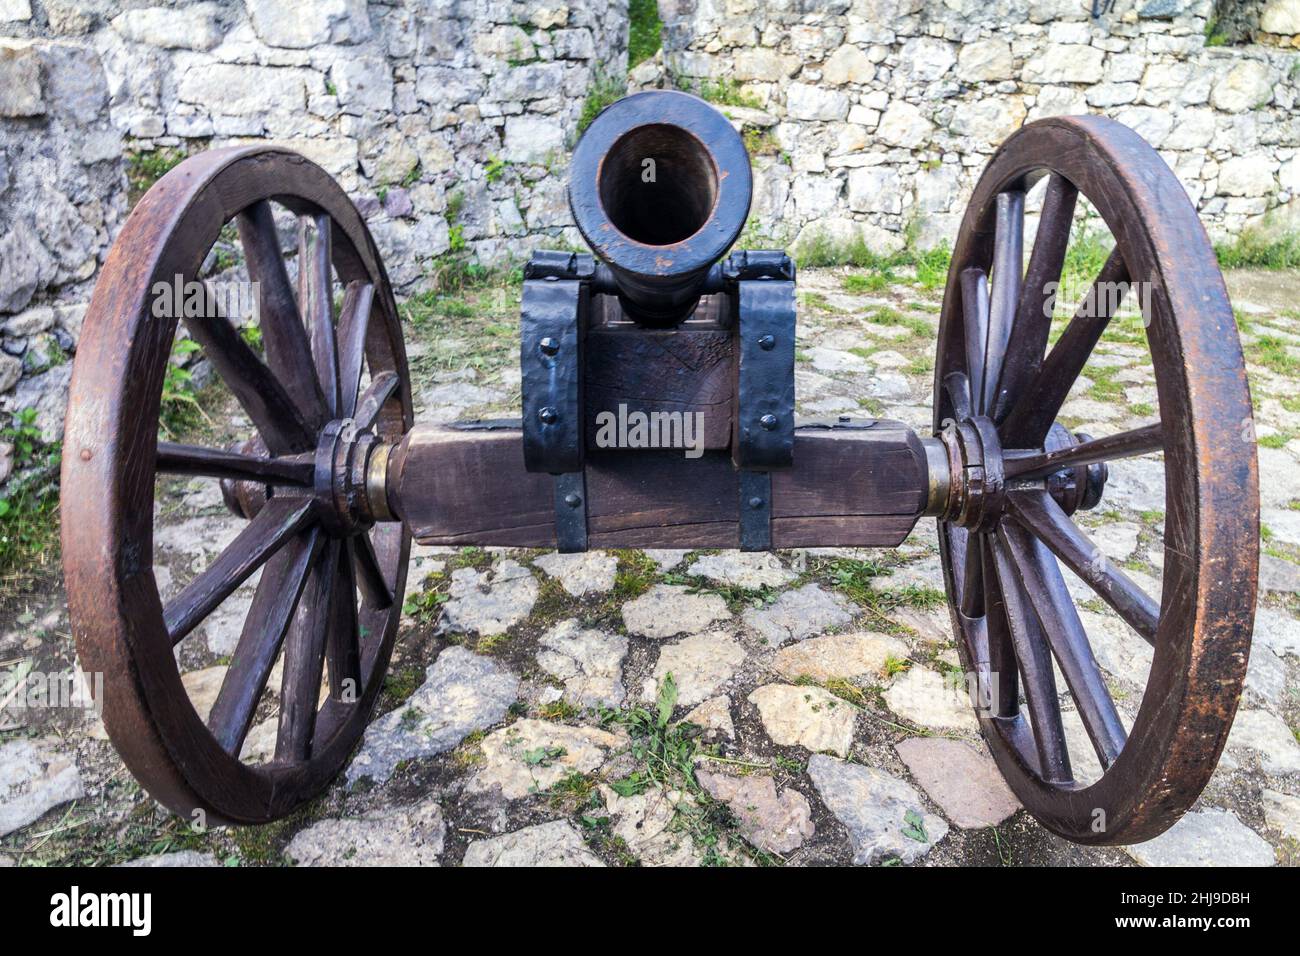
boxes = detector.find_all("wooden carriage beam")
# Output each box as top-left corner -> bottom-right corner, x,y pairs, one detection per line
385,421 -> 943,550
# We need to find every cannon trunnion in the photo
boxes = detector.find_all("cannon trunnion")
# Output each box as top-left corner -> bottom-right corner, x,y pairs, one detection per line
61,90 -> 1259,847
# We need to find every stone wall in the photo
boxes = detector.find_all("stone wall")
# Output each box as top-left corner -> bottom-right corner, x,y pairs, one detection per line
0,0 -> 627,469
653,0 -> 1300,254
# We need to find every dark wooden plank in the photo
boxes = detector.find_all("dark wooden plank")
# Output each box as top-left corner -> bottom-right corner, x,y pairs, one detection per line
326,541 -> 361,702
584,325 -> 734,451
393,423 -> 931,549
354,370 -> 399,433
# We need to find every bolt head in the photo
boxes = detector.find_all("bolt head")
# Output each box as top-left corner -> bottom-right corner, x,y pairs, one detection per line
758,333 -> 776,351
748,496 -> 764,509
539,406 -> 559,425
759,413 -> 778,430
564,492 -> 582,508
539,336 -> 560,356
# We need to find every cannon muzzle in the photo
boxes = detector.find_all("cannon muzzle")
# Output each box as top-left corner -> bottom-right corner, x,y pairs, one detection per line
569,90 -> 753,326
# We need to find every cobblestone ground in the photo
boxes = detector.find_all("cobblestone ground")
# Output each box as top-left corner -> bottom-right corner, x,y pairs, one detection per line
2,265 -> 1298,867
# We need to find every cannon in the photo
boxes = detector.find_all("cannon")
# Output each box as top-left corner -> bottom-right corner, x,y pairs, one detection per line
60,90 -> 1258,846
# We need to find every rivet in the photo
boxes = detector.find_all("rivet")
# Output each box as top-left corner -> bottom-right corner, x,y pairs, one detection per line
748,496 -> 764,509
759,413 -> 778,430
564,492 -> 582,508
758,333 -> 776,351
539,336 -> 560,356
539,406 -> 558,425
80,448 -> 92,461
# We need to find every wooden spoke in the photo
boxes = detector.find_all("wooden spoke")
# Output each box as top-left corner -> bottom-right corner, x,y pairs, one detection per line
207,529 -> 323,754
237,200 -> 327,428
353,531 -> 394,608
960,268 -> 990,414
336,281 -> 376,419
942,370 -> 972,424
180,282 -> 316,455
353,370 -> 400,433
960,529 -> 985,617
303,213 -> 341,417
997,521 -> 1128,768
326,542 -> 362,702
1000,248 -> 1129,446
276,539 -> 339,762
164,498 -> 316,644
1004,423 -> 1163,481
983,190 -> 1025,414
1007,489 -> 1160,644
980,535 -> 1020,719
992,175 -> 1078,421
988,531 -> 1072,781
156,441 -> 314,486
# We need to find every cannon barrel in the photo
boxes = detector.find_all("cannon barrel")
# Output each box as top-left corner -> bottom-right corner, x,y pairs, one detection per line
569,90 -> 753,326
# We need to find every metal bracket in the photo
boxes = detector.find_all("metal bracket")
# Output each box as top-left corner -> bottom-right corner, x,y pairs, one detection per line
730,254 -> 796,470
521,252 -> 591,550
738,470 -> 772,551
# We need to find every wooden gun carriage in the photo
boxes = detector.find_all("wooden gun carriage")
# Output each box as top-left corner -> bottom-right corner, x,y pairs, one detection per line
61,90 -> 1259,846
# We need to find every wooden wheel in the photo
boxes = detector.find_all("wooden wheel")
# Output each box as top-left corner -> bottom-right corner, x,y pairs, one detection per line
932,116 -> 1258,844
62,147 -> 412,824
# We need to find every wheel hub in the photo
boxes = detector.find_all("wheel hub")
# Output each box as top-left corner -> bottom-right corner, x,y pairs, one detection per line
221,421 -> 392,535
928,417 -> 1107,529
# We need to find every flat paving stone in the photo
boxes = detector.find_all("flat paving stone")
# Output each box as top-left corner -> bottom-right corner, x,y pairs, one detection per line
1226,708 -> 1300,774
696,770 -> 815,854
686,552 -> 797,589
679,695 -> 735,740
642,631 -> 746,707
642,549 -> 688,572
621,584 -> 730,639
467,719 -> 625,799
346,646 -> 519,785
0,737 -> 84,837
533,551 -> 618,597
748,683 -> 857,757
600,784 -> 701,866
1125,808 -> 1274,867
1259,554 -> 1300,593
742,583 -> 853,645
537,619 -> 627,708
1103,456 -> 1166,513
438,559 -> 538,636
895,737 -> 1020,828
883,666 -> 979,732
772,631 -> 910,684
462,820 -> 604,867
285,799 -> 446,866
808,754 -> 949,865
1253,607 -> 1300,658
1262,789 -> 1300,841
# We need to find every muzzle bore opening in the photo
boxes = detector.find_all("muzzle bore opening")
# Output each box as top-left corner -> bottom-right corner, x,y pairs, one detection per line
599,124 -> 719,247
